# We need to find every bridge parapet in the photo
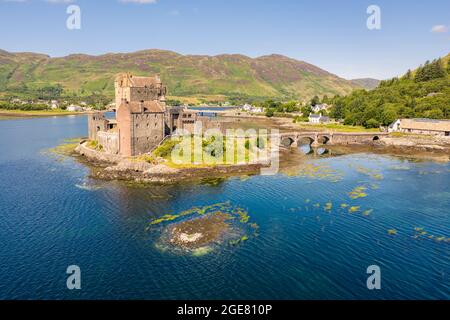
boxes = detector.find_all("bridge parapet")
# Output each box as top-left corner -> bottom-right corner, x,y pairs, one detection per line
279,131 -> 385,147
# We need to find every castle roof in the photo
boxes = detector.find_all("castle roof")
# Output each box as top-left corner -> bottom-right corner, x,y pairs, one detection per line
129,76 -> 161,87
116,73 -> 161,88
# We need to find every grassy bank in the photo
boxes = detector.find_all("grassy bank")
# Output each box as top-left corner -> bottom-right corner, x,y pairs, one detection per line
0,108 -> 87,118
287,120 -> 380,133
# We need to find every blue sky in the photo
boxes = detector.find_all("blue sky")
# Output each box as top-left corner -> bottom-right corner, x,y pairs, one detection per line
0,0 -> 449,79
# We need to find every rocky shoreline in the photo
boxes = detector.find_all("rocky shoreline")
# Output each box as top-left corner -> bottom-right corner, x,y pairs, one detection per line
75,142 -> 265,183
73,122 -> 450,183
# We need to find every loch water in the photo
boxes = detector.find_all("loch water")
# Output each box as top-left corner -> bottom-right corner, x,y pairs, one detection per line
0,115 -> 449,299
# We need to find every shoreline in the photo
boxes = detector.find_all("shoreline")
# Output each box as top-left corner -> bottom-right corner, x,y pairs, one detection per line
0,109 -> 91,119
72,135 -> 450,185
75,142 -> 267,184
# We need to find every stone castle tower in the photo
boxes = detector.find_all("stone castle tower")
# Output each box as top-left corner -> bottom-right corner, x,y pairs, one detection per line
115,73 -> 168,156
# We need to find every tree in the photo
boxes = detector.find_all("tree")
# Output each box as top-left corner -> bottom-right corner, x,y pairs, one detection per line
403,69 -> 412,80
415,59 -> 446,82
365,118 -> 380,128
265,108 -> 275,118
310,95 -> 320,106
301,105 -> 312,117
424,108 -> 444,119
329,100 -> 345,120
283,101 -> 299,113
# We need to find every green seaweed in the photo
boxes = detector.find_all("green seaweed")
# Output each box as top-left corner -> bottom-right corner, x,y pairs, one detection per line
348,206 -> 360,213
349,186 -> 368,199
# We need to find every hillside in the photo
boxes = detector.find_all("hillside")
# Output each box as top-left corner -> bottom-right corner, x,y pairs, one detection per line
0,49 -> 359,102
329,53 -> 450,128
350,78 -> 380,90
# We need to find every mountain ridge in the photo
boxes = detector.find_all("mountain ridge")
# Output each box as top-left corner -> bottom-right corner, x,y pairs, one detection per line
350,78 -> 381,90
0,48 -> 360,102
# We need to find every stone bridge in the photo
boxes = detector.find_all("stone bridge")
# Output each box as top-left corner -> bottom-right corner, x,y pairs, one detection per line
279,131 -> 388,148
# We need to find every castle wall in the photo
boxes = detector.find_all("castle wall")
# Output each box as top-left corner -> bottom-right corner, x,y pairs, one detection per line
88,113 -> 109,141
97,131 -> 119,154
117,103 -> 133,157
130,87 -> 161,102
131,112 -> 165,155
115,87 -> 130,111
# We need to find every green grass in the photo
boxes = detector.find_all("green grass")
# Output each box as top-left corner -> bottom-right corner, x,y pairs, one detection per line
0,108 -> 85,117
152,135 -> 268,168
294,122 -> 380,132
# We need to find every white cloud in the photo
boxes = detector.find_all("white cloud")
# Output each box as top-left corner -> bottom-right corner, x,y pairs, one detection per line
431,25 -> 448,33
119,0 -> 157,4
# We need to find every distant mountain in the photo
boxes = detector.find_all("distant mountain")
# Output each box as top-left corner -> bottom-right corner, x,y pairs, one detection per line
0,49 -> 361,102
350,78 -> 380,90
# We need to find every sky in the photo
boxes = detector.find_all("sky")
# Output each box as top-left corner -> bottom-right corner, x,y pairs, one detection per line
0,0 -> 449,80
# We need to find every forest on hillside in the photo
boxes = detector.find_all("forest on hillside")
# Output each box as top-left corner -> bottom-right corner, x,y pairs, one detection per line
328,57 -> 450,128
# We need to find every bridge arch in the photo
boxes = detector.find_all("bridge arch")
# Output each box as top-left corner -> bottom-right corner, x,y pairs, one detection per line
372,135 -> 380,141
280,136 -> 296,147
296,136 -> 315,145
317,135 -> 331,145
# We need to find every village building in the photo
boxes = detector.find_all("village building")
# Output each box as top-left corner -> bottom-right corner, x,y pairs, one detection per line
388,118 -> 450,136
308,113 -> 330,124
311,103 -> 330,113
242,103 -> 264,113
67,104 -> 83,112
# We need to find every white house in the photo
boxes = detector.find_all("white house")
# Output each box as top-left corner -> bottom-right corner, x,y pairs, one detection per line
67,105 -> 83,112
50,100 -> 59,109
388,118 -> 450,136
309,113 -> 330,124
242,104 -> 264,113
388,119 -> 401,132
311,103 -> 330,113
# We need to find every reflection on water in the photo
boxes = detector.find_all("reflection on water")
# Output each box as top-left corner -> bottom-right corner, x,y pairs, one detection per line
0,115 -> 449,300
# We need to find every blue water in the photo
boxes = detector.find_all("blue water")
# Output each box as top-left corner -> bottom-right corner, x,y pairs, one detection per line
0,115 -> 449,300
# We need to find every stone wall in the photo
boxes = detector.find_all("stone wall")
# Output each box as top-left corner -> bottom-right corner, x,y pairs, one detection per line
130,87 -> 165,102
97,131 -> 119,154
131,112 -> 165,155
75,142 -> 123,164
330,134 -> 383,145
400,129 -> 448,136
88,113 -> 109,140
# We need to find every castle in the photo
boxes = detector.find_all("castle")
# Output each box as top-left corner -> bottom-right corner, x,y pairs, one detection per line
88,73 -> 220,157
